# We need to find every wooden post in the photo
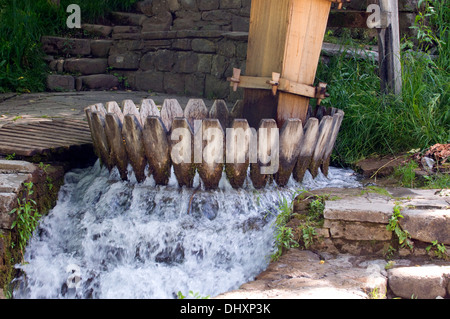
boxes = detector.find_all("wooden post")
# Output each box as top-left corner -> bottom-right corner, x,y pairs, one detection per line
309,115 -> 333,177
105,111 -> 129,181
377,0 -> 402,95
293,117 -> 320,182
275,119 -> 303,186
243,0 -> 333,128
225,119 -> 254,189
197,119 -> 225,190
171,118 -> 196,188
143,116 -> 171,185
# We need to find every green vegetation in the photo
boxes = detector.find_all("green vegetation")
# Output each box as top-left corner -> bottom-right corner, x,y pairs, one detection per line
317,0 -> 449,165
177,290 -> 210,299
270,191 -> 302,262
9,182 -> 41,261
426,240 -> 448,260
386,205 -> 413,252
0,0 -> 138,93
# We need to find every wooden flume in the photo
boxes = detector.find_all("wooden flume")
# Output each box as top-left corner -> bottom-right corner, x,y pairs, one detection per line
85,98 -> 344,189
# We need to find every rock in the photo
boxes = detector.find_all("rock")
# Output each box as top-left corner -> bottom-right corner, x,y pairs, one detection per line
0,160 -> 36,174
198,0 -> 219,11
136,0 -> 153,15
216,249 -> 388,299
113,26 -> 141,34
355,156 -> 406,178
324,196 -> 394,224
64,58 -> 108,75
163,73 -> 185,94
110,12 -> 147,26
90,40 -> 113,58
81,24 -> 113,37
191,39 -> 217,53
77,75 -> 120,90
388,265 -> 450,299
0,193 -> 17,229
174,52 -> 199,73
46,75 -> 75,91
135,71 -> 164,92
220,0 -> 242,9
324,220 -> 393,241
41,36 -> 91,56
153,50 -> 176,72
400,209 -> 450,245
141,11 -> 173,32
108,53 -> 141,70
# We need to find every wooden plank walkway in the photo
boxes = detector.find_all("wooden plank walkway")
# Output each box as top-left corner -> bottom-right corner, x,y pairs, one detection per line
0,119 -> 92,157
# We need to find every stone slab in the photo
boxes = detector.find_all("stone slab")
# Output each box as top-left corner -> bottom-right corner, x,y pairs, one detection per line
323,197 -> 394,224
388,265 -> 450,299
400,209 -> 450,245
216,249 -> 388,299
324,220 -> 393,241
0,193 -> 16,229
0,160 -> 36,174
0,173 -> 30,193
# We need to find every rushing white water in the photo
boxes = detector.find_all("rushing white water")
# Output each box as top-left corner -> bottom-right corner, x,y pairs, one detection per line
12,162 -> 361,299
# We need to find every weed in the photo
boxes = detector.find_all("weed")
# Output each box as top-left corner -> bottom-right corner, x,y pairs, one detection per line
426,240 -> 448,260
177,290 -> 210,299
269,190 -> 304,261
394,160 -> 419,188
9,182 -> 41,261
386,205 -> 413,250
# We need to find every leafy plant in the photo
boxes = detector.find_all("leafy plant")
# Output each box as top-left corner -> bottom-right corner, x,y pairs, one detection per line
177,290 -> 210,299
270,190 -> 304,261
394,160 -> 419,188
9,182 -> 41,260
426,240 -> 448,260
386,205 -> 413,250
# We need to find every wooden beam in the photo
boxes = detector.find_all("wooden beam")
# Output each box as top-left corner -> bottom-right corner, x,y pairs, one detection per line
378,0 -> 402,95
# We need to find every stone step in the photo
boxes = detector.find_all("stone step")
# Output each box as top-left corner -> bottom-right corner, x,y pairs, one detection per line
320,188 -> 450,251
388,264 -> 450,299
216,249 -> 450,299
46,74 -> 120,92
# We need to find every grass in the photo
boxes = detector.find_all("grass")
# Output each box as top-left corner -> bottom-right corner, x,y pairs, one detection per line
0,0 -> 138,93
317,0 -> 449,165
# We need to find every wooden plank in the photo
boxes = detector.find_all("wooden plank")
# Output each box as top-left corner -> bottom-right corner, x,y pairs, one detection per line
0,129 -> 90,146
122,100 -> 141,125
243,0 -> 291,128
106,101 -> 124,123
197,119 -> 225,190
309,115 -> 333,177
105,113 -> 129,181
122,114 -> 147,183
225,119 -> 255,189
160,99 -> 184,132
85,107 -> 100,160
250,119 -> 278,189
209,100 -> 230,130
277,0 -> 332,127
378,0 -> 402,95
230,100 -> 244,121
143,116 -> 171,186
91,111 -> 113,170
321,110 -> 344,176
170,118 -> 196,188
184,99 -> 208,129
140,99 -> 160,124
3,124 -> 92,142
293,117 -> 320,182
275,118 -> 303,187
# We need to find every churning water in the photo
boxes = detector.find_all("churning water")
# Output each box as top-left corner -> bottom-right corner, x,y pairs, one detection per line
12,162 -> 360,299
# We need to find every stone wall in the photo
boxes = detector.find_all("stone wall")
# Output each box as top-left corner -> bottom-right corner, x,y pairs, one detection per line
42,0 -> 420,100
43,0 -> 251,101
